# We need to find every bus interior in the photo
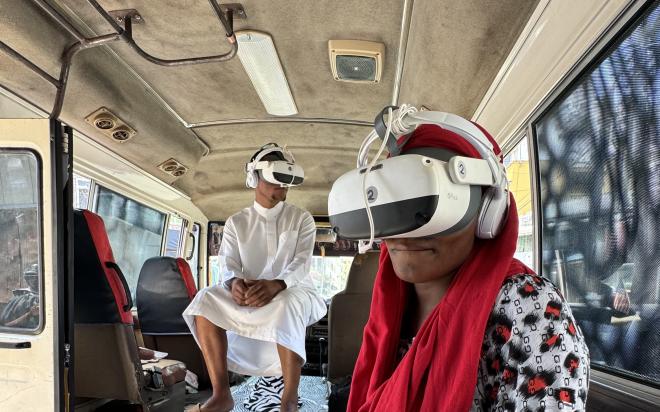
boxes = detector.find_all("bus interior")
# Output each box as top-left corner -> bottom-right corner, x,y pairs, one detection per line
1,0 -> 659,411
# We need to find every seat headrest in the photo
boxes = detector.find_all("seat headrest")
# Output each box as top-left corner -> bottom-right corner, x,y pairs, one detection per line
136,257 -> 197,334
344,251 -> 380,294
74,210 -> 133,324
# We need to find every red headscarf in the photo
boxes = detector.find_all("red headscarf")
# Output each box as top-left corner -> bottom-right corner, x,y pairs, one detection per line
347,124 -> 533,412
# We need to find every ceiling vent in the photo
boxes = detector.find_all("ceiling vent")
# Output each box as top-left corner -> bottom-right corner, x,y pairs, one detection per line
158,158 -> 188,178
85,107 -> 137,143
328,40 -> 384,83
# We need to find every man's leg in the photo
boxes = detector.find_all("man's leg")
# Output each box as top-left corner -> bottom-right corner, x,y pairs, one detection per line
277,344 -> 303,412
195,315 -> 234,412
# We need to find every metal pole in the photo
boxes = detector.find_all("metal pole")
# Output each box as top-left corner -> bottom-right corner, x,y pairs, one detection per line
51,33 -> 121,119
121,16 -> 237,67
86,0 -> 238,67
391,0 -> 414,106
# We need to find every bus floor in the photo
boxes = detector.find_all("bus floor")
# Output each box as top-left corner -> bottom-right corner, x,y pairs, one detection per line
185,376 -> 329,411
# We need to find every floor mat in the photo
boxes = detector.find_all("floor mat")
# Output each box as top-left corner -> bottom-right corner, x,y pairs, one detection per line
230,376 -> 328,411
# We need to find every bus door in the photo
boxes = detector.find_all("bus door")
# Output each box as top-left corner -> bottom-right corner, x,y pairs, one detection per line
0,119 -> 73,411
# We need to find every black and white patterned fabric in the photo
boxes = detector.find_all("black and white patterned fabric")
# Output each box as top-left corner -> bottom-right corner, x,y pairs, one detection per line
472,274 -> 590,411
230,376 -> 327,412
242,376 -> 304,412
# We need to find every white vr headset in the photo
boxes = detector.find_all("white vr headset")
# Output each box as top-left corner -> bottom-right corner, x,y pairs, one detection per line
327,105 -> 509,249
245,143 -> 305,188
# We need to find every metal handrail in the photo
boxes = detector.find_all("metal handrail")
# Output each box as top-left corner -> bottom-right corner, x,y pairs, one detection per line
52,33 -> 122,119
1,0 -> 239,119
87,0 -> 237,67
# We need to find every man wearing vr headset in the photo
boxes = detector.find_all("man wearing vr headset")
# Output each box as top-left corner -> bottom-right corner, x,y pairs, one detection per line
183,143 -> 326,412
329,108 -> 590,411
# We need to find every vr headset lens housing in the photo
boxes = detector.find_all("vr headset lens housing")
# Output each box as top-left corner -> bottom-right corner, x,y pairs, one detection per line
328,105 -> 507,244
328,151 -> 482,240
257,161 -> 305,187
246,144 -> 305,188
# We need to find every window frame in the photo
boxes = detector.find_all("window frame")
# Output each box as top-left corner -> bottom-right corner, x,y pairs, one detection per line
524,0 -> 660,391
0,148 -> 45,336
163,214 -> 186,258
92,184 -> 168,301
207,221 -> 225,287
501,132 -> 537,273
190,222 -> 202,286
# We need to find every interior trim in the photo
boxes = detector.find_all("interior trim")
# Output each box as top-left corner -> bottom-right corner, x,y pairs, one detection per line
391,0 -> 414,106
189,117 -> 373,128
0,85 -> 50,118
473,0 -> 634,144
589,369 -> 660,410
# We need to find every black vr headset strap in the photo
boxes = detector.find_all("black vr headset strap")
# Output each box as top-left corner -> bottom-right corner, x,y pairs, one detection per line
374,105 -> 405,156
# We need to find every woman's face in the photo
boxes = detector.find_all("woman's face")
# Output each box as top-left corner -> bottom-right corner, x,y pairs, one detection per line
385,218 -> 478,284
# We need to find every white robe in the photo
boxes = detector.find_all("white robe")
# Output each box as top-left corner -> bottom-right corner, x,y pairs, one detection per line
183,201 -> 327,376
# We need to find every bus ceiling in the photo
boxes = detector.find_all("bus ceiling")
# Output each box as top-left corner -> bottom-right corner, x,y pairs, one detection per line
0,0 -> 539,221
1,0 -> 239,121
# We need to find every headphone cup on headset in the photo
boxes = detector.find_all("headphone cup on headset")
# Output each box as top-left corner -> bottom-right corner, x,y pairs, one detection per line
476,186 -> 508,239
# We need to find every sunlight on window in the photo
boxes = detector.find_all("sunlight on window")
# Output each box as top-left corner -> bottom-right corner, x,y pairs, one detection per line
310,256 -> 354,301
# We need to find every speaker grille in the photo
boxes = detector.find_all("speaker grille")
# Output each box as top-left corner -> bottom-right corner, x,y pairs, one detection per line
335,55 -> 377,81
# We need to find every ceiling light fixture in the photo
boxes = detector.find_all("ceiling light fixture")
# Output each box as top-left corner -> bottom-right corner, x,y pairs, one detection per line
236,30 -> 298,116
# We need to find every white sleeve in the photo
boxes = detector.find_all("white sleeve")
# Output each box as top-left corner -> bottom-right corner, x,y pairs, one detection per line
219,218 -> 244,289
274,213 -> 316,288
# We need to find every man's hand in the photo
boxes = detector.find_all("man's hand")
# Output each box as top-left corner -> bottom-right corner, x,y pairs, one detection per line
230,278 -> 250,306
244,280 -> 286,307
613,290 -> 631,314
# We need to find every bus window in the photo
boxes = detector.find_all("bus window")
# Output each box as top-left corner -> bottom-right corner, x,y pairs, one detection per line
72,173 -> 91,210
534,3 -> 659,385
94,186 -> 166,301
0,151 -> 42,332
207,222 -> 224,286
189,222 -> 201,287
504,138 -> 533,268
310,256 -> 354,300
164,215 -> 185,258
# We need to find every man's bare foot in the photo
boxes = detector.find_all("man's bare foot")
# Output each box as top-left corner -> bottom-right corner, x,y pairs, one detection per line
280,399 -> 298,412
201,390 -> 234,412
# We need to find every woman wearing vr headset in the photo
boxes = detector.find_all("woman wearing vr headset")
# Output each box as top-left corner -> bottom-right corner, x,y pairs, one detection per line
183,143 -> 326,412
343,118 -> 590,411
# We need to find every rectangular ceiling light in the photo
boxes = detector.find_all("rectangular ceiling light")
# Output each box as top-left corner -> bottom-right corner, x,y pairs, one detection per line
236,31 -> 298,116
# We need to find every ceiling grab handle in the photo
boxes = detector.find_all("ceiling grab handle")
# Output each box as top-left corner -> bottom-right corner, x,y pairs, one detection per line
19,0 -> 240,119
86,0 -> 238,67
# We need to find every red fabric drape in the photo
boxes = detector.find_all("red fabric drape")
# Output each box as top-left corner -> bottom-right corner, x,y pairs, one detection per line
348,124 -> 533,412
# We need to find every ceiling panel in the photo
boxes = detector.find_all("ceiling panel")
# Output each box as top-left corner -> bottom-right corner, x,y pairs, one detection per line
1,0 -> 541,221
398,0 -> 539,118
176,122 -> 372,219
56,0 -> 404,123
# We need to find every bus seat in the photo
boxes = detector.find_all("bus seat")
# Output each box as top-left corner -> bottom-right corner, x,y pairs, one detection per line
327,251 -> 380,382
73,210 -> 186,409
136,256 -> 210,389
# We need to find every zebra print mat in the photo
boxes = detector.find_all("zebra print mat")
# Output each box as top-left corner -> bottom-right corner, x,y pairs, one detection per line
230,376 -> 328,412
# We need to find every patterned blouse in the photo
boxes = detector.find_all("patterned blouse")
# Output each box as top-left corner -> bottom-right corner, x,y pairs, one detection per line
471,274 -> 590,411
397,274 -> 590,411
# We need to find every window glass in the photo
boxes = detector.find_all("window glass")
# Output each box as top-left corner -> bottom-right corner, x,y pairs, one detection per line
310,256 -> 354,300
189,223 -> 201,287
164,216 -> 184,258
534,4 -> 659,384
208,222 -> 225,286
504,138 -> 534,268
0,151 -> 41,332
73,173 -> 91,210
95,187 -> 166,301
